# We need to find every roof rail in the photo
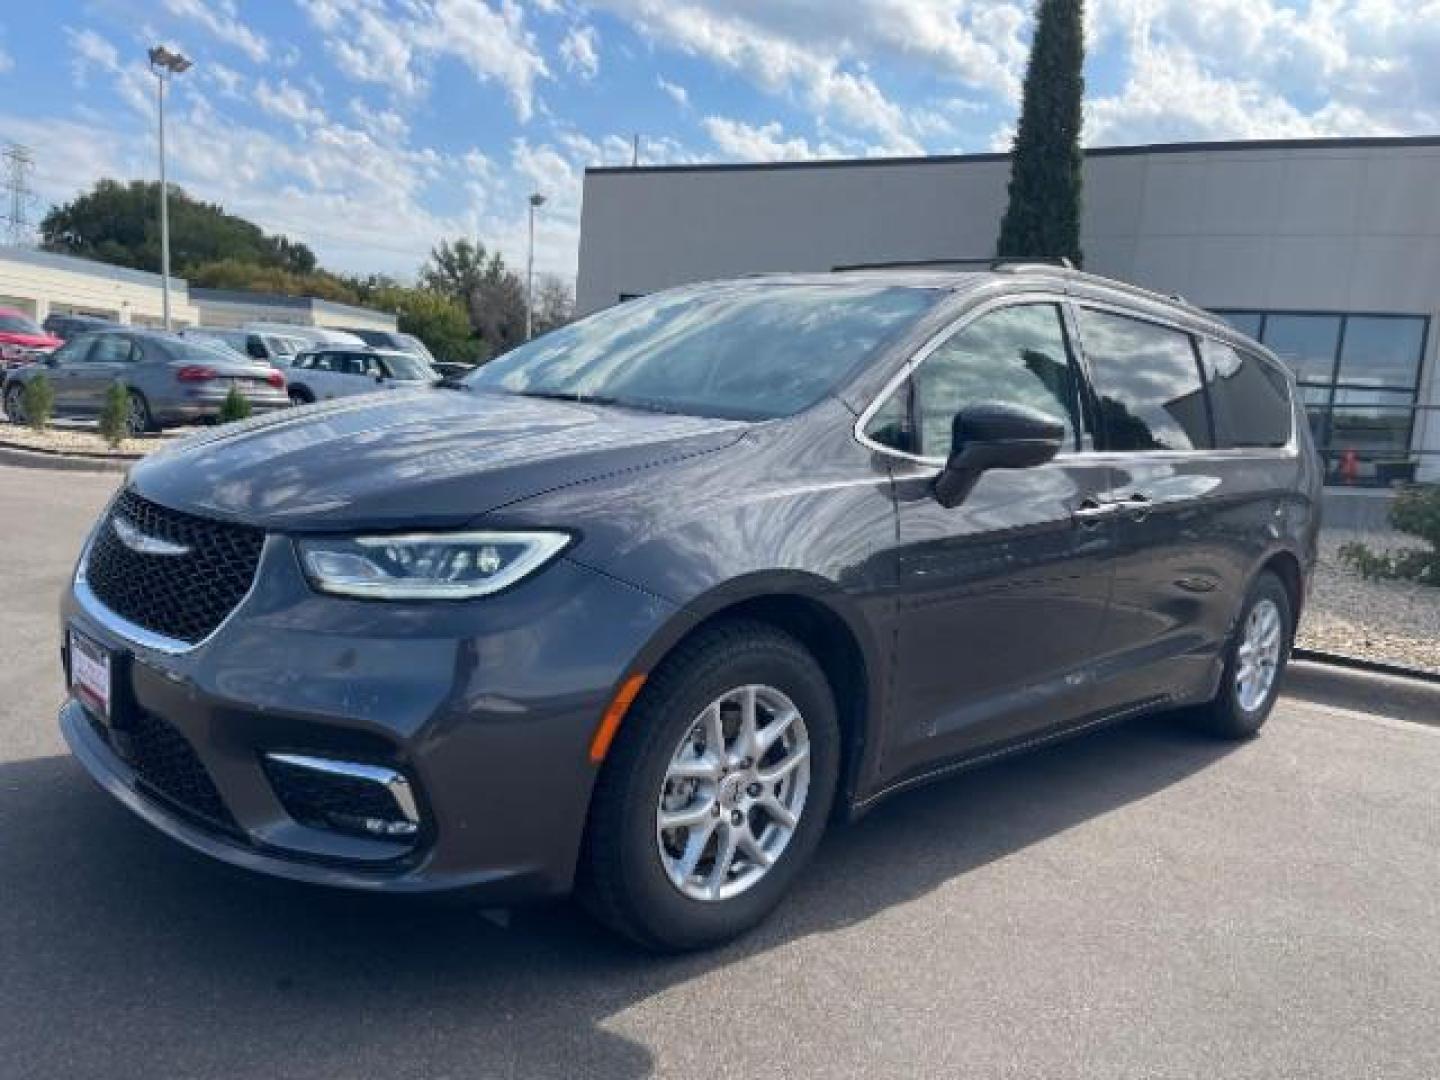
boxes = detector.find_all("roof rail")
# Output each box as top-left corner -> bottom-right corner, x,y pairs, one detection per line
832,256 -> 1075,272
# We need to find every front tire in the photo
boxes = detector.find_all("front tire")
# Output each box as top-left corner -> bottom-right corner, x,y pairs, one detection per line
4,382 -> 25,424
1195,571 -> 1293,740
288,386 -> 313,406
578,621 -> 840,951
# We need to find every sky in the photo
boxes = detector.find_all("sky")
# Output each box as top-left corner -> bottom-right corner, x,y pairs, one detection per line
0,1 -> 1436,285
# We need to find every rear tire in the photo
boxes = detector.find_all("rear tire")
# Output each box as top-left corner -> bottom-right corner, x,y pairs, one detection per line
125,390 -> 154,436
1194,571 -> 1292,740
288,386 -> 313,406
578,621 -> 840,952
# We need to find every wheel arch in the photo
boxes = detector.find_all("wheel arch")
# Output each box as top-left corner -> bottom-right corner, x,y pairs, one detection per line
1257,547 -> 1305,630
624,573 -> 884,817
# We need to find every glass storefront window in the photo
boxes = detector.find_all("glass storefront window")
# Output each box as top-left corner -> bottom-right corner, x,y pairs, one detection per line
1336,316 -> 1426,389
1205,308 -> 1429,485
1262,315 -> 1342,383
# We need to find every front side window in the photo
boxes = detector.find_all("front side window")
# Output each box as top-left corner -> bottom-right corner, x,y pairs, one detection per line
466,283 -> 938,420
909,303 -> 1080,459
84,336 -> 134,364
1077,308 -> 1211,452
382,354 -> 438,381
1200,340 -> 1292,449
0,312 -> 44,335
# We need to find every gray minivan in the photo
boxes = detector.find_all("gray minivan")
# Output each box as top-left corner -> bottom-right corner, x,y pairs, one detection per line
56,265 -> 1320,950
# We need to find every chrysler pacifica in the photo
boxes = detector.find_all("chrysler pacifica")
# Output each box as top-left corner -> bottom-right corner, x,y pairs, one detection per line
59,265 -> 1320,950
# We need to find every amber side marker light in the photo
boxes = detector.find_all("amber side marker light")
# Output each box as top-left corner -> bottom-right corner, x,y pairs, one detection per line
589,673 -> 647,763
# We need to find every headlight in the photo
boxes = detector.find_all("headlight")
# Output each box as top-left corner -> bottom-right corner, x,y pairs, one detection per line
297,531 -> 570,599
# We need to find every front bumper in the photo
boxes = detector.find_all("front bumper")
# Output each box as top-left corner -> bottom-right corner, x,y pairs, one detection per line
60,538 -> 682,900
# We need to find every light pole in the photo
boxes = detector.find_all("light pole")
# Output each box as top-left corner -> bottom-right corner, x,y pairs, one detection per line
526,192 -> 546,341
148,45 -> 192,331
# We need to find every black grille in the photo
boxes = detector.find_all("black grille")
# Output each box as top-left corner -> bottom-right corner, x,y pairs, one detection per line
263,756 -> 416,840
91,710 -> 239,834
86,489 -> 264,644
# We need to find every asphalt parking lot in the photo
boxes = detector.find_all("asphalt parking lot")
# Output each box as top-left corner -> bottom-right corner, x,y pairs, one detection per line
2,464 -> 1438,1079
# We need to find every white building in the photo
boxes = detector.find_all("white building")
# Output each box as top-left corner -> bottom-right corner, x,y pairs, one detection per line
577,135 -> 1440,483
190,288 -> 396,333
0,246 -> 199,327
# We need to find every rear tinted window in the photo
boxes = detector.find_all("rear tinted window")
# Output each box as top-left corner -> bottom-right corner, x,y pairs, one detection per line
0,313 -> 43,335
1077,308 -> 1211,452
1201,339 -> 1292,448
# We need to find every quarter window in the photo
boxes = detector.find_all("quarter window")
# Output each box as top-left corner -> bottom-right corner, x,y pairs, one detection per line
1199,340 -> 1291,449
911,303 -> 1080,458
1076,309 -> 1211,452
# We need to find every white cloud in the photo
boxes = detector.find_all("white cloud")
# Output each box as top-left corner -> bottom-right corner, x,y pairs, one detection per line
0,46 -> 12,76
207,63 -> 244,99
656,75 -> 689,108
1087,0 -> 1440,144
560,24 -> 600,79
300,0 -> 549,121
702,117 -> 841,161
253,79 -> 327,126
349,97 -> 409,140
161,0 -> 269,64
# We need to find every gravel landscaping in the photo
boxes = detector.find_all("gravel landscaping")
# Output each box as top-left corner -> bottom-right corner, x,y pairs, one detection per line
1300,527 -> 1440,675
0,421 -> 182,458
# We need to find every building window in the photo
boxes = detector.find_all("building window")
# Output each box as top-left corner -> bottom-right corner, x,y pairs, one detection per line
1212,309 -> 1430,485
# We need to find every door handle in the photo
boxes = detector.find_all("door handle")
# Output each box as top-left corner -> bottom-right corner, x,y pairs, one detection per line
1121,492 -> 1151,521
1071,498 -> 1117,528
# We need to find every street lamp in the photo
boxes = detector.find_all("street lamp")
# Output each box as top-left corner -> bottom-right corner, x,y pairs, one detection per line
526,192 -> 546,341
148,45 -> 192,332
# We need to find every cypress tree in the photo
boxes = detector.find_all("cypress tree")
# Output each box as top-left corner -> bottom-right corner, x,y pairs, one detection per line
996,0 -> 1086,265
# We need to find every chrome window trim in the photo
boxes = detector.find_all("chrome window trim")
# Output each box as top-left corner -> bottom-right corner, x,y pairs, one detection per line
853,291 -> 1300,467
73,528 -> 276,657
263,752 -> 421,827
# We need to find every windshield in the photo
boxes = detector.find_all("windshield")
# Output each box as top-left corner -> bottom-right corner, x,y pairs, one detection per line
0,313 -> 44,335
399,333 -> 435,362
383,353 -> 439,381
465,283 -> 937,420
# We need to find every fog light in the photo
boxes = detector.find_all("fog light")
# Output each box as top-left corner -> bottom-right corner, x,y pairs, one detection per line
262,752 -> 421,841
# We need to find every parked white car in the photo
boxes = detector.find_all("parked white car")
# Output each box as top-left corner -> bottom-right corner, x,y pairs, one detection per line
241,323 -> 370,364
284,347 -> 440,404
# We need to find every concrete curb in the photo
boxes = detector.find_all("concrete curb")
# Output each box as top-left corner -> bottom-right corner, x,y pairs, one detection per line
1283,658 -> 1440,729
0,445 -> 131,473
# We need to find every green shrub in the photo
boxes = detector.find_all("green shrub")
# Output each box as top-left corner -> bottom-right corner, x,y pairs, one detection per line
1338,485 -> 1440,586
98,383 -> 130,447
22,375 -> 54,432
218,383 -> 252,424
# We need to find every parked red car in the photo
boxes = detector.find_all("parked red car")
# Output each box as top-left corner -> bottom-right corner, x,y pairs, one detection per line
0,307 -> 62,369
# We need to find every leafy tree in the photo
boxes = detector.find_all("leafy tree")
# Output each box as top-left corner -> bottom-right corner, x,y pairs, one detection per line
41,179 -> 317,276
532,274 -> 576,336
23,375 -> 54,432
186,258 -> 361,303
996,0 -> 1086,265
98,383 -> 130,446
368,285 -> 488,364
219,384 -> 252,424
421,238 -> 527,355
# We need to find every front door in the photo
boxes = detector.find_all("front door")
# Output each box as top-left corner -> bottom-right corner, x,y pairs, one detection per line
42,337 -> 95,414
66,334 -> 136,416
877,300 -> 1118,780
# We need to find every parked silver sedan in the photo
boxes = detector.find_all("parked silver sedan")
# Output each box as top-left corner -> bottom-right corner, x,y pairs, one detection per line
284,347 -> 439,404
1,329 -> 289,434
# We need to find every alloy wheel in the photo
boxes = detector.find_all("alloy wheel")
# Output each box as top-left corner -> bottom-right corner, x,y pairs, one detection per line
1235,598 -> 1282,712
655,684 -> 811,902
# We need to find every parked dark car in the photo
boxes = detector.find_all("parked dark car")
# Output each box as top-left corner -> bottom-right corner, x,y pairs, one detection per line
57,267 -> 1320,950
43,312 -> 123,342
4,329 -> 289,434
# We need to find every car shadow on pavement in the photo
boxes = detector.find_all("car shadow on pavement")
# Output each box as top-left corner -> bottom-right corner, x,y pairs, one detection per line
0,713 -> 1237,1079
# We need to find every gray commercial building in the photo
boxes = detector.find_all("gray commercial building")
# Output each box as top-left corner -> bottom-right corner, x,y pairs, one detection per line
577,135 -> 1440,484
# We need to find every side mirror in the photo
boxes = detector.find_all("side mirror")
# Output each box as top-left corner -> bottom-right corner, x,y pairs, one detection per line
934,402 -> 1066,508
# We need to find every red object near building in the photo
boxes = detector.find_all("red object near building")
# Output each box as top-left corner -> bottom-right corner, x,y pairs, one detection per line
1338,448 -> 1359,485
0,306 -> 62,369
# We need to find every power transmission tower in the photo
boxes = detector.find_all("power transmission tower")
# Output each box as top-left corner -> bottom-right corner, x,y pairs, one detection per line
1,143 -> 37,247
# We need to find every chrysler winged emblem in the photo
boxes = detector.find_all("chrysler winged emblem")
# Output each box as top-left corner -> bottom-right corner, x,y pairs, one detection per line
112,514 -> 191,557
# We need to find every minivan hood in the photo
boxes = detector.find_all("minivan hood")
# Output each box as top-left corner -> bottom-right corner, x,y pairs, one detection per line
129,389 -> 748,531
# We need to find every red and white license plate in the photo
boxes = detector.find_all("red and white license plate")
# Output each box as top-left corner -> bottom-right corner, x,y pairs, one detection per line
69,628 -> 112,722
